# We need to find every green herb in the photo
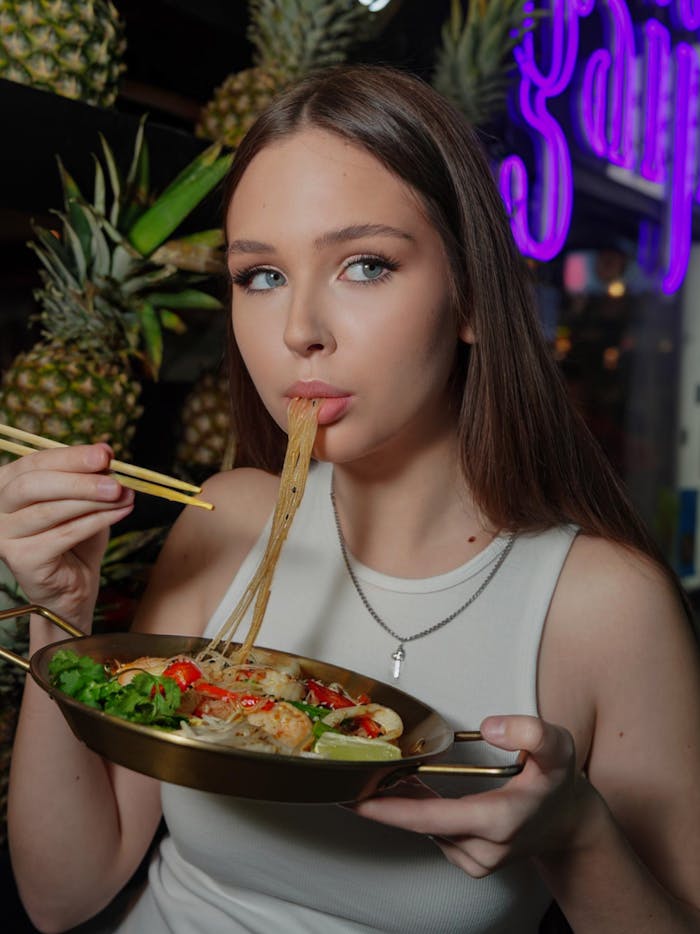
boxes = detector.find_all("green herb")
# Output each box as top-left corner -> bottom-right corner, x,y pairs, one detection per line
48,649 -> 184,728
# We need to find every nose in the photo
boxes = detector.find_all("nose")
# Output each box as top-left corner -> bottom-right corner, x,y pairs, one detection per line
283,285 -> 336,357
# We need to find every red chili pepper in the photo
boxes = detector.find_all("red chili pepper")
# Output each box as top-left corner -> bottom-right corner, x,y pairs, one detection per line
192,680 -> 274,716
305,679 -> 354,710
355,715 -> 382,738
162,659 -> 202,689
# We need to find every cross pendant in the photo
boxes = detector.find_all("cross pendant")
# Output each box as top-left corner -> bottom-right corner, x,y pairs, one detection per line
391,644 -> 406,680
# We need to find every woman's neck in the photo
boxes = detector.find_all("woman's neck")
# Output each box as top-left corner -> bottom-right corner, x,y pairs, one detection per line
330,439 -> 497,578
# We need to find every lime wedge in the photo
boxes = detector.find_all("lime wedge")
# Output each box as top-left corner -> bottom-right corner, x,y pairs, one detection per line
314,732 -> 401,761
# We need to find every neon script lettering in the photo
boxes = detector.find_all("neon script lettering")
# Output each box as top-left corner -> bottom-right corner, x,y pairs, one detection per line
502,0 -> 698,293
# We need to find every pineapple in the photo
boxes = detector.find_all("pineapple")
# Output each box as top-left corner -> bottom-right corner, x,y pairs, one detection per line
196,0 -> 375,150
175,368 -> 236,485
0,0 -> 126,107
432,0 -> 541,126
0,123 -> 230,460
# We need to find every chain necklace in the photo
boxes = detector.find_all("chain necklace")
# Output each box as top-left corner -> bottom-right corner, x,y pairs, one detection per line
330,488 -> 516,680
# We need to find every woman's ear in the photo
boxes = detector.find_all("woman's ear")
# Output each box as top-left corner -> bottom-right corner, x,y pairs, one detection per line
458,322 -> 475,344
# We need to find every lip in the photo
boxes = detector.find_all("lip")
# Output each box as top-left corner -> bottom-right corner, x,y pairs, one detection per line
285,381 -> 352,426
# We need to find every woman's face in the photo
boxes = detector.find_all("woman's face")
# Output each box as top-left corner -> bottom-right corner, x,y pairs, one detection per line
226,128 -> 467,466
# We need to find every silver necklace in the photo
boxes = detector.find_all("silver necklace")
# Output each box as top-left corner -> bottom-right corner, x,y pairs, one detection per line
330,488 -> 516,679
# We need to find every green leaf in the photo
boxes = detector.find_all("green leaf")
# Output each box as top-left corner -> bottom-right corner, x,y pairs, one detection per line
171,228 -> 225,248
99,132 -> 123,228
148,288 -> 222,310
156,141 -> 223,203
158,309 -> 187,334
92,154 -> 106,218
128,152 -> 232,257
58,213 -> 88,282
29,227 -> 80,291
122,265 -> 176,296
82,209 -> 111,279
136,300 -> 163,377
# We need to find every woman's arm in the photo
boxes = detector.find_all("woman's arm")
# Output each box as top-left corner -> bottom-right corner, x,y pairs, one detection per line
356,536 -> 700,932
5,454 -> 278,932
534,535 -> 700,930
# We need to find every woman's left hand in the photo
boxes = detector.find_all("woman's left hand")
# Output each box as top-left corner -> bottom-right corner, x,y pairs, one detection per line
354,715 -> 591,878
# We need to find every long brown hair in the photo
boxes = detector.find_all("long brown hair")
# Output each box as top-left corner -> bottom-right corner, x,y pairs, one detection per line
222,63 -> 680,585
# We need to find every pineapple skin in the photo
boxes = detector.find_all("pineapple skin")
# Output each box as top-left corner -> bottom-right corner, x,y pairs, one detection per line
0,0 -> 127,107
175,370 -> 235,481
196,66 -> 282,151
0,340 -> 143,461
196,0 -> 370,149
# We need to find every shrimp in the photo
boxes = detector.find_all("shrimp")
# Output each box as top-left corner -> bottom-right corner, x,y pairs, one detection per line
319,704 -> 404,741
246,701 -> 314,750
217,666 -> 305,701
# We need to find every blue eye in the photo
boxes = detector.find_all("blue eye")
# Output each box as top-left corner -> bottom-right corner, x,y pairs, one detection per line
342,255 -> 398,284
344,259 -> 386,282
231,267 -> 286,292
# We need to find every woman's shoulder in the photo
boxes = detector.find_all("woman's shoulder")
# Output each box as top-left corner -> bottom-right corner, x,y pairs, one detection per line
553,533 -> 684,629
132,467 -> 280,636
538,532 -> 696,764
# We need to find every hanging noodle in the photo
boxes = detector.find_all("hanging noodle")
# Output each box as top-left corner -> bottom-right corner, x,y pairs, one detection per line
203,397 -> 320,662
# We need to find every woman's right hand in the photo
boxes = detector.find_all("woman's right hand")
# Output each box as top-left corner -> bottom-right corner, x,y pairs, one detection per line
0,443 -> 135,630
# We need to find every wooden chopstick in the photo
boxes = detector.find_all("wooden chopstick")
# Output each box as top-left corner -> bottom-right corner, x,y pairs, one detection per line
0,430 -> 214,512
0,423 -> 201,493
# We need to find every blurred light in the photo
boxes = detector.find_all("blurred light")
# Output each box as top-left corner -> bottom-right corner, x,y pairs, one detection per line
554,327 -> 572,359
358,0 -> 393,10
658,338 -> 674,353
603,347 -> 620,369
563,252 -> 590,292
607,279 -> 626,297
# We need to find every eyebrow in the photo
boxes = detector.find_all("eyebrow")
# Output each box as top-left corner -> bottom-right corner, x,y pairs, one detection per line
227,223 -> 415,255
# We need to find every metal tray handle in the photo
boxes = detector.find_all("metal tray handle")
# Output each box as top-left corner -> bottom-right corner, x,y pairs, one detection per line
0,603 -> 84,672
416,730 -> 525,778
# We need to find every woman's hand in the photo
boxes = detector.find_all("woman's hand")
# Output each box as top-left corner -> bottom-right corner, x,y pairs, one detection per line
0,443 -> 134,629
355,715 -> 595,878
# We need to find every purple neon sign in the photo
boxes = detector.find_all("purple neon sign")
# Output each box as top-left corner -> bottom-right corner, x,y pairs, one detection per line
503,0 -> 700,293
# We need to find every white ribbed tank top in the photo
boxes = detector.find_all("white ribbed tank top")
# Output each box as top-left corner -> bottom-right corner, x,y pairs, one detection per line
119,461 -> 577,934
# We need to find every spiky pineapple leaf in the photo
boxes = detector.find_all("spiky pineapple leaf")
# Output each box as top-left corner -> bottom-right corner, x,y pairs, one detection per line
148,289 -> 222,310
135,300 -> 163,376
128,149 -> 232,257
158,309 -> 188,334
433,0 -> 545,126
92,154 -> 107,218
99,132 -> 123,228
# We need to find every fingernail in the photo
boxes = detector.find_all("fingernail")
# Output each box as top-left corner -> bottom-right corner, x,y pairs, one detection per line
483,717 -> 506,738
86,444 -> 111,469
97,477 -> 120,496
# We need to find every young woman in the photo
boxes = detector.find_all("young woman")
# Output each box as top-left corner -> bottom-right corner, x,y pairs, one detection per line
3,65 -> 699,933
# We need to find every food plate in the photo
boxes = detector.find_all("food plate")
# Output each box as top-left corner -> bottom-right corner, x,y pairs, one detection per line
0,604 -> 523,803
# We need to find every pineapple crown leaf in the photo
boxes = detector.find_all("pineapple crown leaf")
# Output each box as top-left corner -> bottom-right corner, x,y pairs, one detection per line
57,158 -> 95,261
248,0 -> 371,74
127,145 -> 232,257
28,226 -> 80,292
98,132 -> 123,228
148,288 -> 222,311
126,114 -> 149,193
135,300 -> 163,378
433,0 -> 545,125
159,309 -> 188,334
121,264 -> 177,297
56,212 -> 89,283
91,153 -> 107,218
24,124 -> 227,374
